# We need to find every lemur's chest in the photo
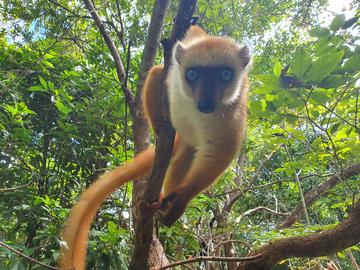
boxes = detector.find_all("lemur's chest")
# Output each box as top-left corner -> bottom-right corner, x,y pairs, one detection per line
170,96 -> 201,147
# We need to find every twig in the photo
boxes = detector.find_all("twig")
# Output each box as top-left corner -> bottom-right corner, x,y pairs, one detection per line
124,40 -> 131,161
115,0 -> 126,52
213,173 -> 333,198
214,240 -> 253,252
295,170 -> 310,224
155,255 -> 263,270
82,0 -> 135,112
0,180 -> 33,192
47,0 -> 83,17
0,241 -> 73,270
355,86 -> 360,138
236,206 -> 289,223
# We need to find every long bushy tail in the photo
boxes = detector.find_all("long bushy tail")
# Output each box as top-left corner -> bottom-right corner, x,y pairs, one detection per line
59,147 -> 155,270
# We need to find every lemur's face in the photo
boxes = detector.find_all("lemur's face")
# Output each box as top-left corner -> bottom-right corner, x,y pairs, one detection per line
174,38 -> 250,113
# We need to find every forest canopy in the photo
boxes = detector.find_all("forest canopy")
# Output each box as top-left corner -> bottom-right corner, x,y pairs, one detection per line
0,0 -> 359,269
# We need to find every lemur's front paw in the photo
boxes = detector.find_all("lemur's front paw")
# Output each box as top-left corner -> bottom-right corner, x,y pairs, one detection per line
156,191 -> 188,227
144,193 -> 164,212
160,191 -> 177,209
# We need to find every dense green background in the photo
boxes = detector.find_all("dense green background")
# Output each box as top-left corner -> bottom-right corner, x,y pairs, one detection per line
0,0 -> 359,269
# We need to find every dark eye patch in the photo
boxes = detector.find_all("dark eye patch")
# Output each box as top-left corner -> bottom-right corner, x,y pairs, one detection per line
184,66 -> 234,85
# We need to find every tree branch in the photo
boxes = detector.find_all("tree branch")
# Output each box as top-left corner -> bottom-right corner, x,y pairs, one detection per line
278,163 -> 360,229
235,206 -> 289,223
0,180 -> 33,192
156,255 -> 262,270
132,0 -> 171,151
237,200 -> 360,270
82,0 -> 135,112
0,241 -> 72,270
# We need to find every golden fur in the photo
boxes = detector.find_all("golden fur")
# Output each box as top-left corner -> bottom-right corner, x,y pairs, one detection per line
59,25 -> 250,269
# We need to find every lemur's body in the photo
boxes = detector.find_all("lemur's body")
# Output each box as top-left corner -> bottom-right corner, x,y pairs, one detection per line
60,25 -> 250,269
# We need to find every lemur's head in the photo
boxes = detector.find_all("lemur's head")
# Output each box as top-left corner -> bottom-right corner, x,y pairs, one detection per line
173,37 -> 251,113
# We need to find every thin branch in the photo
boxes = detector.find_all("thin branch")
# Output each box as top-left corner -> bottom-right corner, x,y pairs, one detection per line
214,240 -> 254,252
123,40 -> 131,161
156,255 -> 263,270
0,241 -> 72,270
107,18 -> 126,52
355,86 -> 360,137
295,170 -> 310,224
115,0 -> 125,38
236,206 -> 290,223
250,145 -> 282,184
213,173 -> 333,199
0,180 -> 33,192
47,0 -> 83,17
82,0 -> 135,112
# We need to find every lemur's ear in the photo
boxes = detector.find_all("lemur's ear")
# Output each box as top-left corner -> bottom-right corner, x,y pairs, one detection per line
174,42 -> 186,64
238,45 -> 251,68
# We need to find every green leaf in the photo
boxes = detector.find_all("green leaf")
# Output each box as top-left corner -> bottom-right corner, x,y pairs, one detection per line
48,81 -> 55,91
310,109 -> 320,118
266,101 -> 277,111
255,74 -> 283,94
319,75 -> 348,88
39,76 -> 48,90
44,53 -> 55,59
250,99 -> 266,113
265,94 -> 276,101
314,39 -> 337,55
289,48 -> 312,80
330,14 -> 345,31
55,99 -> 71,115
4,104 -> 18,116
28,85 -> 47,92
273,60 -> 282,76
271,115 -> 285,124
309,91 -> 331,105
330,122 -> 340,134
304,51 -> 344,83
337,251 -> 346,259
343,55 -> 360,73
10,260 -> 27,270
43,60 -> 54,68
342,17 -> 359,29
308,27 -> 330,38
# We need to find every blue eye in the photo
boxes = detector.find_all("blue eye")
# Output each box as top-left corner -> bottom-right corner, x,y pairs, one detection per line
186,69 -> 198,81
220,69 -> 233,81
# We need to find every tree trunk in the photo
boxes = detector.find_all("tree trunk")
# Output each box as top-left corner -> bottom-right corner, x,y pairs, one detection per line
129,1 -> 197,268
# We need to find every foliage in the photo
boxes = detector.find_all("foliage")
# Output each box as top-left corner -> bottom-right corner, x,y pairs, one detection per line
0,0 -> 359,269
